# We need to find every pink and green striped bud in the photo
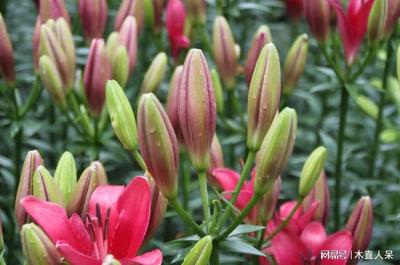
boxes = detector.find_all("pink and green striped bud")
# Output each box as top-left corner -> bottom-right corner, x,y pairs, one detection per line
90,161 -> 108,185
298,146 -> 327,198
303,0 -> 330,43
106,80 -> 138,152
212,16 -> 237,89
211,69 -> 224,114
21,223 -> 61,265
138,93 -> 179,199
283,34 -> 308,95
39,0 -> 70,24
78,0 -> 108,41
32,166 -> 64,206
345,196 -> 373,255
258,176 -> 281,224
186,0 -> 207,24
383,0 -> 400,38
166,65 -> 184,142
15,150 -> 43,228
84,38 -> 112,117
114,0 -> 144,32
140,52 -> 168,94
178,49 -> 217,170
182,236 -> 213,265
244,25 -> 272,86
254,108 -> 297,195
106,32 -> 129,88
54,151 -> 77,203
247,43 -> 281,151
0,13 -> 15,84
39,18 -> 75,91
367,0 -> 388,45
207,134 -> 224,186
66,165 -> 102,217
119,16 -> 138,74
303,171 -> 330,225
39,56 -> 66,108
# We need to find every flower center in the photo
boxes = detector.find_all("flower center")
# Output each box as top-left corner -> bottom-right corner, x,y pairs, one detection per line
85,204 -> 111,260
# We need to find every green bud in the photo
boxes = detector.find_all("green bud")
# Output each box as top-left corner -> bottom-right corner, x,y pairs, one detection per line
106,32 -> 122,57
90,161 -> 108,185
368,0 -> 388,45
298,146 -> 327,198
143,0 -> 155,29
106,80 -> 138,152
211,69 -> 224,114
111,46 -> 129,88
380,129 -> 399,143
254,108 -> 297,195
102,255 -> 121,265
140,52 -> 168,94
356,95 -> 379,120
54,151 -> 77,203
21,223 -> 61,265
32,166 -> 64,206
182,236 -> 213,265
39,55 -> 66,108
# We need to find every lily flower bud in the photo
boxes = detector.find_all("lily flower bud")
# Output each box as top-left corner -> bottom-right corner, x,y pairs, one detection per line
247,43 -> 281,152
32,166 -> 64,206
66,165 -> 102,217
254,107 -> 297,195
138,93 -> 179,199
0,13 -> 16,84
102,255 -> 121,265
298,146 -> 327,198
39,55 -> 66,108
259,176 -> 281,224
84,38 -> 112,117
166,0 -> 190,60
283,34 -> 308,95
15,150 -> 43,228
119,16 -> 138,74
186,0 -> 207,24
212,16 -> 237,88
54,151 -> 77,203
367,0 -> 388,45
345,196 -> 373,255
182,236 -> 213,265
383,0 -> 400,38
244,25 -> 272,86
90,161 -> 108,185
106,80 -> 138,152
303,171 -> 330,225
303,0 -> 330,43
110,46 -> 130,89
39,0 -> 70,23
211,69 -> 224,115
178,49 -> 217,170
78,0 -> 108,41
21,223 -> 61,265
207,134 -> 224,186
115,0 -> 144,32
166,66 -> 184,142
140,52 -> 168,94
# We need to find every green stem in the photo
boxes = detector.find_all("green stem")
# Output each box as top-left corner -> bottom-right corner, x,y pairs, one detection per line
198,170 -> 211,227
218,151 -> 256,227
334,85 -> 349,230
20,75 -> 42,117
197,22 -> 212,55
169,198 -> 206,237
181,154 -> 191,211
93,119 -> 100,160
210,244 -> 220,265
131,150 -> 148,172
369,41 -> 394,179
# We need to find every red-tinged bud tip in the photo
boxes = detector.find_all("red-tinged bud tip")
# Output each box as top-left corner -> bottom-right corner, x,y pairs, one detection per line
0,14 -> 16,84
79,0 -> 108,41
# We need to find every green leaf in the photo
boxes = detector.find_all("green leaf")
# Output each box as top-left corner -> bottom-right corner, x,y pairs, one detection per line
228,225 -> 265,237
220,238 -> 266,257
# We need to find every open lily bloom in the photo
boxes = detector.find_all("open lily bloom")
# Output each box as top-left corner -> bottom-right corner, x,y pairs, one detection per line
261,221 -> 353,265
21,176 -> 162,265
329,0 -> 374,65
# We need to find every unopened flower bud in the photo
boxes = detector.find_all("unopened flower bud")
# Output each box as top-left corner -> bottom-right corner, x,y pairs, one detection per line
39,0 -> 70,23
115,0 -> 144,32
166,66 -> 184,142
298,146 -> 327,198
79,0 -> 108,41
39,55 -> 66,108
179,49 -> 217,170
140,52 -> 168,94
356,95 -> 379,120
212,16 -> 237,88
244,25 -> 272,86
345,196 -> 373,255
119,16 -> 138,73
66,165 -> 101,217
110,46 -> 130,88
303,0 -> 330,43
283,34 -> 308,95
54,151 -> 77,203
247,43 -> 281,151
211,69 -> 224,114
32,166 -> 64,206
254,107 -> 297,195
303,171 -> 330,225
106,80 -> 138,152
152,0 -> 165,33
15,150 -> 43,228
102,255 -> 121,265
166,0 -> 190,59
182,236 -> 213,265
21,223 -> 61,265
186,0 -> 207,24
138,93 -> 179,199
0,13 -> 15,84
84,38 -> 112,117
368,0 -> 388,45
207,134 -> 224,186
258,176 -> 281,224
90,161 -> 108,185
383,0 -> 400,38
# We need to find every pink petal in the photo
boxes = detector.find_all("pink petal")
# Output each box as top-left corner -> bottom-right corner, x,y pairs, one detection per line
57,242 -> 100,265
300,222 -> 327,257
69,214 -> 94,254
297,201 -> 319,231
212,168 -> 240,192
270,231 -> 308,265
317,231 -> 353,265
111,177 -> 151,259
122,249 -> 163,265
279,201 -> 302,220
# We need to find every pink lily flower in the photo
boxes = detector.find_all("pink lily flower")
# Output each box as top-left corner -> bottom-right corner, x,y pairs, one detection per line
166,0 -> 190,60
21,176 -> 163,265
261,221 -> 353,265
283,0 -> 303,20
329,0 -> 374,65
